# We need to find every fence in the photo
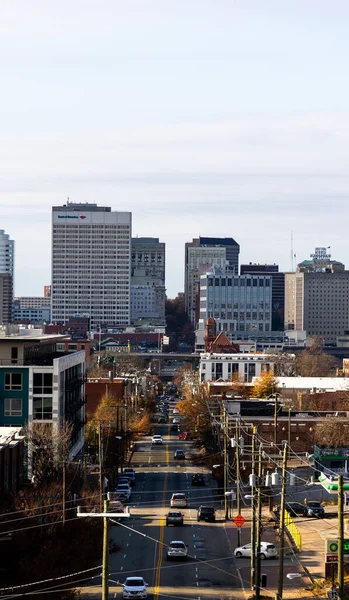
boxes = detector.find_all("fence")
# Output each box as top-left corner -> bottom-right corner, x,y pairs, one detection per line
284,510 -> 302,551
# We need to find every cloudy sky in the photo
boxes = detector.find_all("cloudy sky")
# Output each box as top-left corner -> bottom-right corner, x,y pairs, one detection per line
1,0 -> 349,298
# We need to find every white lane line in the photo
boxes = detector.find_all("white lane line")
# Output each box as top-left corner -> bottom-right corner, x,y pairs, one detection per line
124,554 -> 127,559
126,543 -> 129,547
120,566 -> 124,571
129,533 -> 132,537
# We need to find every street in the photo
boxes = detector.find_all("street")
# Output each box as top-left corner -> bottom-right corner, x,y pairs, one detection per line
80,422 -> 312,600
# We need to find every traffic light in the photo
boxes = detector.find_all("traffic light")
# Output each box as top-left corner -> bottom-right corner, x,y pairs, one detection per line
195,426 -> 198,433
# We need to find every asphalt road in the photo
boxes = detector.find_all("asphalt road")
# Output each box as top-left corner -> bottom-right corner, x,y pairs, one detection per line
81,419 -> 311,600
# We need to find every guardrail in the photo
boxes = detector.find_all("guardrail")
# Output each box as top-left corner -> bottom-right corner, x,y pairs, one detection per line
284,510 -> 302,551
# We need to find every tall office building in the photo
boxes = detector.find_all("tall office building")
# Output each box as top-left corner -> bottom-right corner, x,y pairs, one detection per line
51,202 -> 131,329
195,265 -> 272,351
240,264 -> 285,330
285,270 -> 349,343
131,237 -> 166,322
0,229 -> 14,324
185,237 -> 240,324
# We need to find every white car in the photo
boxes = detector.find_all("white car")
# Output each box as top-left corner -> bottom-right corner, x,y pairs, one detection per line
167,540 -> 188,560
152,435 -> 163,445
172,408 -> 179,414
172,417 -> 180,425
234,542 -> 278,560
170,493 -> 188,508
121,577 -> 148,599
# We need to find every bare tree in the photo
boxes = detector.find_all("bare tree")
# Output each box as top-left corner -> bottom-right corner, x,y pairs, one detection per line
24,422 -> 73,486
314,418 -> 349,447
270,352 -> 296,377
295,337 -> 337,377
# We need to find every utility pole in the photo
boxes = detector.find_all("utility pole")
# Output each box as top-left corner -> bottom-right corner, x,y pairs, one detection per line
236,417 -> 242,547
338,474 -> 344,600
276,443 -> 288,600
250,429 -> 256,590
288,408 -> 291,449
255,443 -> 263,600
224,407 -> 228,520
62,461 -> 66,526
274,395 -> 278,450
102,500 -> 109,600
99,423 -> 104,511
77,502 -> 129,600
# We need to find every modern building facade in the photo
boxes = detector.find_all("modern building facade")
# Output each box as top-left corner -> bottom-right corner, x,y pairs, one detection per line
0,230 -> 14,277
12,304 -> 50,324
0,274 -> 13,324
0,332 -> 86,457
240,264 -> 285,330
14,297 -> 51,309
51,202 -> 132,330
200,352 -> 274,383
195,266 -> 272,351
131,238 -> 166,323
285,270 -> 349,343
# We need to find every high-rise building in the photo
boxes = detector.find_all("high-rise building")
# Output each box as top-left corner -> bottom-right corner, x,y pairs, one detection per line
51,202 -> 131,329
240,264 -> 285,330
195,265 -> 272,351
285,270 -> 349,343
44,285 -> 51,298
131,238 -> 166,322
185,236 -> 240,324
0,229 -> 14,324
0,230 -> 14,277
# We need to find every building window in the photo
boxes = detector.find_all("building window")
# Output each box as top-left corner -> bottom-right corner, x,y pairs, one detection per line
4,397 -> 22,417
5,372 -> 22,391
33,373 -> 53,395
11,347 -> 18,364
33,397 -> 53,420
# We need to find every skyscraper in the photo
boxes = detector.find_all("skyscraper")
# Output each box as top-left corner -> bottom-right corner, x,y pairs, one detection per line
51,202 -> 131,329
0,229 -> 14,324
240,264 -> 285,330
131,237 -> 166,322
184,237 -> 240,324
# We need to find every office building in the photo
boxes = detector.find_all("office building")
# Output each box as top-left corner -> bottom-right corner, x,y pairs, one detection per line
240,264 -> 285,330
200,352 -> 274,383
12,303 -> 50,324
195,266 -> 272,351
131,238 -> 166,323
51,202 -> 131,330
285,270 -> 349,344
44,285 -> 51,298
185,237 -> 240,324
0,274 -> 13,324
14,296 -> 51,309
0,230 -> 14,277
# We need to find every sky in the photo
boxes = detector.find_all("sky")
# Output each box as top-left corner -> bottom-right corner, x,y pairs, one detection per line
1,0 -> 349,298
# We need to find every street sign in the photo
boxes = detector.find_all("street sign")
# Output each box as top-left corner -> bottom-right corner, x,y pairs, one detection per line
233,514 -> 246,528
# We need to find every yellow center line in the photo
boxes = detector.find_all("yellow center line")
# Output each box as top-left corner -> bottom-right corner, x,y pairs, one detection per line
154,471 -> 168,600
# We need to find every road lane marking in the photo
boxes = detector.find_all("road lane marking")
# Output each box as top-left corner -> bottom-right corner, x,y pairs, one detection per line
154,472 -> 168,600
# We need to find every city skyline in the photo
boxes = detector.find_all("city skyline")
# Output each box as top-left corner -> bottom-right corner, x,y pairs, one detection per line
2,1 -> 349,298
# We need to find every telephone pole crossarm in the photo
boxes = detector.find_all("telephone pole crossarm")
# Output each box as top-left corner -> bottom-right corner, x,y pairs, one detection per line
77,507 -> 130,518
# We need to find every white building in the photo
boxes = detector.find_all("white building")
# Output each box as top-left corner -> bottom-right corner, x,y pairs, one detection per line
200,352 -> 274,384
51,202 -> 131,329
131,238 -> 166,323
14,297 -> 51,309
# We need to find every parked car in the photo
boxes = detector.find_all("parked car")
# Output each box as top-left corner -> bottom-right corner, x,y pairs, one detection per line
121,577 -> 149,599
192,474 -> 205,486
234,542 -> 278,560
304,501 -> 325,518
174,449 -> 185,460
166,540 -> 188,560
152,435 -> 163,445
121,471 -> 136,486
166,511 -> 184,526
170,493 -> 188,508
285,502 -> 306,517
197,505 -> 215,522
116,484 -> 131,501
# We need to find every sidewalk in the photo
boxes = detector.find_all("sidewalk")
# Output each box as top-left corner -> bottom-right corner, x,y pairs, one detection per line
223,506 -> 317,599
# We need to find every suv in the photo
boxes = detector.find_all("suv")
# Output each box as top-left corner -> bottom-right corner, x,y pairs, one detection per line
166,540 -> 188,560
197,505 -> 216,522
121,577 -> 148,599
234,542 -> 278,560
170,493 -> 188,508
305,501 -> 325,518
166,511 -> 184,526
174,449 -> 185,460
192,474 -> 205,486
152,435 -> 163,445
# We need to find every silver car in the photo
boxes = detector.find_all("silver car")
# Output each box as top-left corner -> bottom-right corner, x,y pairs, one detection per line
166,540 -> 188,560
121,577 -> 148,599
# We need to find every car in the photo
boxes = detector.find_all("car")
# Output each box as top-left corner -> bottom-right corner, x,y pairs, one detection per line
157,415 -> 167,424
121,472 -> 136,486
170,493 -> 188,508
166,511 -> 184,526
116,484 -> 131,501
305,501 -> 325,518
174,449 -> 185,460
197,505 -> 216,522
152,435 -> 163,445
192,474 -> 205,486
285,502 -> 306,517
171,424 -> 179,432
123,467 -> 135,476
166,540 -> 188,560
118,477 -> 133,487
173,408 -> 179,414
234,542 -> 278,560
121,577 -> 149,598
172,417 -> 180,424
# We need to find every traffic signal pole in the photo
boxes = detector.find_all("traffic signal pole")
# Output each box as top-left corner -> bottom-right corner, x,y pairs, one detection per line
338,475 -> 344,600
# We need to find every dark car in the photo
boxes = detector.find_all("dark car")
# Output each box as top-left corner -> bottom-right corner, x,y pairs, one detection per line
197,505 -> 216,522
174,449 -> 185,460
192,474 -> 205,486
285,502 -> 306,517
305,501 -> 325,518
171,424 -> 179,432
166,511 -> 184,526
158,415 -> 167,424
